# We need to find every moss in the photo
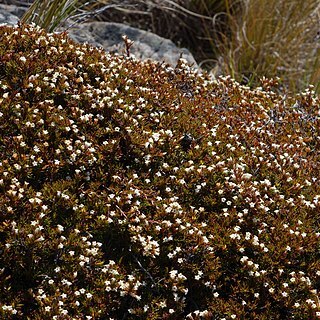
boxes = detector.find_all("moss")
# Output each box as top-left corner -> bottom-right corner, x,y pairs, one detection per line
0,23 -> 319,319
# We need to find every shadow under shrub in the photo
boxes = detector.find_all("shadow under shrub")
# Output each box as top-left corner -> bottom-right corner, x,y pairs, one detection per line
0,23 -> 319,319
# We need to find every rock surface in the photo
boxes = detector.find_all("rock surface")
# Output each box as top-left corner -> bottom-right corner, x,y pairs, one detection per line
0,3 -> 197,67
67,22 -> 197,67
0,4 -> 21,26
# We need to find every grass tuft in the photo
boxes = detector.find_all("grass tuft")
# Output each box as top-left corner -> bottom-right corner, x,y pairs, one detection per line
209,0 -> 320,93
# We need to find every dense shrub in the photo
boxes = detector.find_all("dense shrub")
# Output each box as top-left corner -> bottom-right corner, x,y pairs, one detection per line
0,23 -> 319,319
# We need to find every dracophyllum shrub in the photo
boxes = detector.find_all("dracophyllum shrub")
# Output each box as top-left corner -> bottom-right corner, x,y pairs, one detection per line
0,23 -> 319,320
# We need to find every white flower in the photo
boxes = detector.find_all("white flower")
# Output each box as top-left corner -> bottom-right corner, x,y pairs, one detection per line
242,173 -> 252,180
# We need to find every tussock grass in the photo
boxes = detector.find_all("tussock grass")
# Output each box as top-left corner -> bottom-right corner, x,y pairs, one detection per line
211,0 -> 320,93
19,0 -> 132,32
20,0 -> 81,32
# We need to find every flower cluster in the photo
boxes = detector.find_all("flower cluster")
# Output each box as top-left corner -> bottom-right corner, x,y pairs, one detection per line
0,23 -> 319,319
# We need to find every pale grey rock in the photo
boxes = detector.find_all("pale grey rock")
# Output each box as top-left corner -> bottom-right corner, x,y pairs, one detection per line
0,4 -> 21,26
0,4 -> 28,19
67,22 -> 198,67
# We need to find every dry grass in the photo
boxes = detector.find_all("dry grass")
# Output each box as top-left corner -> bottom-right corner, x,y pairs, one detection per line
210,0 -> 320,93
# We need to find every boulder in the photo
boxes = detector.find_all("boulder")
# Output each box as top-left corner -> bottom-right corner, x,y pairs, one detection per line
67,21 -> 198,67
